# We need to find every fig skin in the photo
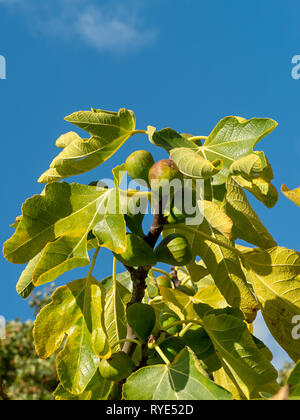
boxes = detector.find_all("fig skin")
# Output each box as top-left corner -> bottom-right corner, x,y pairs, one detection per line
154,234 -> 193,266
148,159 -> 182,190
159,311 -> 182,335
156,275 -> 172,288
114,233 -> 157,267
99,352 -> 135,382
126,150 -> 155,187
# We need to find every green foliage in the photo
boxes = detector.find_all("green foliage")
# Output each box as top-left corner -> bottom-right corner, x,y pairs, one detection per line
3,106 -> 300,400
127,303 -> 156,343
0,289 -> 57,400
0,321 -> 57,400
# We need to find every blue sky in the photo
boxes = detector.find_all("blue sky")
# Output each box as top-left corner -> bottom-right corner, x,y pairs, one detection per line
0,0 -> 299,369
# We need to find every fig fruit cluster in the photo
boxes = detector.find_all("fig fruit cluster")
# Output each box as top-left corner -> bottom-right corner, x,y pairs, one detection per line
125,151 -> 182,191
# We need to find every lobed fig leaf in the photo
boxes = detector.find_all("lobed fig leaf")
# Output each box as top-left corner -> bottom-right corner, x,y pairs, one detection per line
39,108 -> 136,183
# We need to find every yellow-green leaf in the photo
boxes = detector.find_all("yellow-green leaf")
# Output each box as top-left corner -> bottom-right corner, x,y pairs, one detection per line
170,148 -> 222,179
282,185 -> 300,207
223,177 -> 277,249
33,277 -> 110,395
164,202 -> 259,322
244,247 -> 300,361
39,108 -> 136,183
123,348 -> 233,400
104,281 -> 131,351
54,371 -> 112,400
3,180 -> 127,286
202,308 -> 279,399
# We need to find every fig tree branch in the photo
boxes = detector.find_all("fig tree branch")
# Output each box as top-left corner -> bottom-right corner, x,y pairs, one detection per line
123,206 -> 166,358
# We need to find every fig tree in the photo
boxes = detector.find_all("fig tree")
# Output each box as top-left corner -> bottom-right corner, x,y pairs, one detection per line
99,352 -> 135,382
125,150 -> 155,187
154,234 -> 192,266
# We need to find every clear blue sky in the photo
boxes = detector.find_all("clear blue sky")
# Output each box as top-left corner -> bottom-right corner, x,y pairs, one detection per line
0,0 -> 299,369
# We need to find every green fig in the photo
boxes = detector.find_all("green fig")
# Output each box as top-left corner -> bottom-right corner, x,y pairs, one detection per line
156,275 -> 172,288
99,352 -> 135,382
127,303 -> 156,343
154,234 -> 192,266
126,150 -> 155,187
167,205 -> 187,224
146,277 -> 159,298
159,311 -> 182,335
114,234 -> 157,267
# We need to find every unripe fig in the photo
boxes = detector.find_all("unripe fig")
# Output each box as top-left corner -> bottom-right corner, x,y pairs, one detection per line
154,234 -> 192,266
126,150 -> 155,187
167,205 -> 187,224
159,311 -> 182,335
114,233 -> 157,267
146,277 -> 159,298
156,275 -> 172,288
99,352 -> 135,382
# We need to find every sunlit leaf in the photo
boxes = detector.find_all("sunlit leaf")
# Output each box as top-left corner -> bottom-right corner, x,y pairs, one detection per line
149,118 -> 277,186
39,108 -> 136,183
33,277 -> 110,394
4,179 -> 127,286
123,348 -> 233,400
282,185 -> 300,207
170,148 -> 222,179
104,281 -> 131,351
164,202 -> 259,322
287,361 -> 300,400
202,308 -> 279,399
229,151 -> 273,181
244,247 -> 300,361
54,371 -> 112,400
223,177 -> 277,249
